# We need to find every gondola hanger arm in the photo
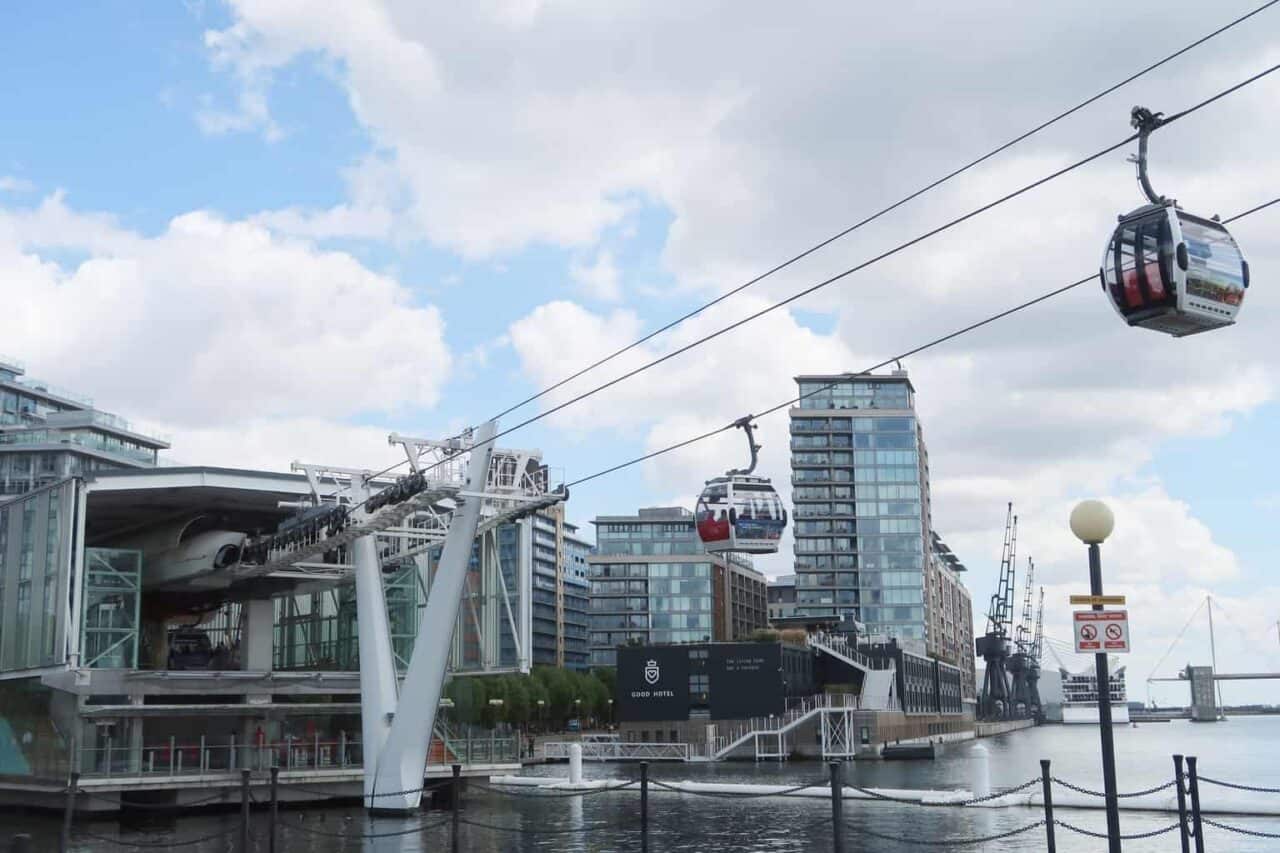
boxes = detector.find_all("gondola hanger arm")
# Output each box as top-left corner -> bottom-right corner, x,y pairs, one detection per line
1128,105 -> 1175,208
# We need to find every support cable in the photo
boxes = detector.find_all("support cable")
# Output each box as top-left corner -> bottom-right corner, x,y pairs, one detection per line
565,189 -> 1278,489
343,65 -> 1280,511
1146,598 -> 1208,684
486,0 -> 1280,425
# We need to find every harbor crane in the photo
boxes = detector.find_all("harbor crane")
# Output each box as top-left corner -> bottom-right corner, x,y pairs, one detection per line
1008,557 -> 1041,720
976,503 -> 1018,720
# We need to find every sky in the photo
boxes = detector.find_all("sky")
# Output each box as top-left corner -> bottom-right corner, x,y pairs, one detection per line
2,1 -> 1278,705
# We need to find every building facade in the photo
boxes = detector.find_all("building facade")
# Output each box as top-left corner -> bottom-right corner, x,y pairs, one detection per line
767,574 -> 797,624
587,507 -> 768,667
0,357 -> 168,500
927,533 -> 976,700
790,369 -> 974,685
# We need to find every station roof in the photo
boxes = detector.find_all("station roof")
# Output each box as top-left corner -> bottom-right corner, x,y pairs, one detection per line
83,466 -> 339,545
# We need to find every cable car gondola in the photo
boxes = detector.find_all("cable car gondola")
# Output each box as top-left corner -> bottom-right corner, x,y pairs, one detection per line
1101,107 -> 1249,337
695,417 -> 787,555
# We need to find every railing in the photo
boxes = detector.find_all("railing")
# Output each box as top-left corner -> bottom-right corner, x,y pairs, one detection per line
544,741 -> 689,761
807,632 -> 894,672
715,693 -> 863,758
77,732 -> 518,779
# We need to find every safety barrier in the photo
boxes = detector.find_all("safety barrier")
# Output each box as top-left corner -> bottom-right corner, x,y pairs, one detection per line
31,751 -> 1280,851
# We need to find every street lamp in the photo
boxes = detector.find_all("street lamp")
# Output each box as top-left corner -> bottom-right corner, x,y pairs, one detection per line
1070,499 -> 1121,853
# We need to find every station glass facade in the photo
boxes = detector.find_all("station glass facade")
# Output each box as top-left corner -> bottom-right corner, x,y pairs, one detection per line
790,372 -> 929,645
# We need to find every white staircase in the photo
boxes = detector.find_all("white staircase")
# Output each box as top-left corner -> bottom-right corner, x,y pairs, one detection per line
806,632 -> 900,711
712,693 -> 861,760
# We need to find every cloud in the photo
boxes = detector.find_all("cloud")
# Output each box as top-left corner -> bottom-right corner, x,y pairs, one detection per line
0,192 -> 452,437
0,176 -> 36,194
569,248 -> 622,301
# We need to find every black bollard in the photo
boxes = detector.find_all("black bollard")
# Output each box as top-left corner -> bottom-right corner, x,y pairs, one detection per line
10,834 -> 32,853
1173,755 -> 1190,853
1040,760 -> 1056,853
640,762 -> 649,839
451,763 -> 461,853
829,761 -> 844,853
59,772 -> 78,853
240,769 -> 251,853
1186,756 -> 1205,853
269,765 -> 279,853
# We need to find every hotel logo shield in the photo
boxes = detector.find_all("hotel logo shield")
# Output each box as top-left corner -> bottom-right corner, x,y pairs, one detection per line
644,659 -> 660,685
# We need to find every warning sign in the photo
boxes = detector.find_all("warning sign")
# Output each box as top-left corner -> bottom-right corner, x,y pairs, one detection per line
1073,610 -> 1130,654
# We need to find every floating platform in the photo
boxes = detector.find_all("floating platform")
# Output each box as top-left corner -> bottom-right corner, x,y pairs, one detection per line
880,744 -> 935,760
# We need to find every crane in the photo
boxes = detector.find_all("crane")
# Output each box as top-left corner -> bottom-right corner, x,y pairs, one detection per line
1027,585 -> 1045,720
976,503 -> 1017,720
1007,557 -> 1039,719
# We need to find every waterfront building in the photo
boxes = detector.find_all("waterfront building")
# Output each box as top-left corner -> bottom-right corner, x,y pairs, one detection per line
614,637 -> 965,756
1060,659 -> 1130,724
0,456 -> 547,807
587,507 -> 768,667
0,356 -> 168,500
789,368 -> 975,687
529,507 -> 591,670
928,533 -> 977,700
767,574 -> 798,624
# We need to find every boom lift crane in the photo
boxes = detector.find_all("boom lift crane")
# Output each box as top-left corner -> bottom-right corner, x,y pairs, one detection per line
1008,557 -> 1038,719
976,503 -> 1018,720
1029,586 -> 1045,720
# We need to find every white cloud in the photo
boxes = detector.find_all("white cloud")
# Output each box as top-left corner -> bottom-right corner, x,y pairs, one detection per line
0,176 -> 35,194
0,193 -> 452,438
569,248 -> 622,301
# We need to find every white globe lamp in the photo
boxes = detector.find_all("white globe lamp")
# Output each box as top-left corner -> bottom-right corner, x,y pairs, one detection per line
1069,500 -> 1114,545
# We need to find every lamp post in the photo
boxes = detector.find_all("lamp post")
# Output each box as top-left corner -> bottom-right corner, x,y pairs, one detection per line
1070,499 -> 1121,853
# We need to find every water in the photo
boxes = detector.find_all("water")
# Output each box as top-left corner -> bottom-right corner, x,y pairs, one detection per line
9,717 -> 1280,851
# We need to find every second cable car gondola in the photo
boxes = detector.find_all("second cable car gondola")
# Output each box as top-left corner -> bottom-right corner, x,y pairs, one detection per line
695,417 -> 787,554
1101,107 -> 1249,337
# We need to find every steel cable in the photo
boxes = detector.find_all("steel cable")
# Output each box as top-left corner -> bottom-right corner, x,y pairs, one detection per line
75,826 -> 241,848
469,779 -> 638,797
564,190 -> 1279,489
1052,776 -> 1178,798
648,778 -> 830,799
1056,818 -> 1187,840
845,817 -> 1045,846
485,0 -> 1280,426
280,816 -> 453,839
343,64 -> 1280,508
1197,776 -> 1280,794
1202,816 -> 1280,838
843,776 -> 1041,806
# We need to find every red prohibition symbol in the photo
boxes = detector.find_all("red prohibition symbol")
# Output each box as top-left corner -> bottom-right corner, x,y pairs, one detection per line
1105,624 -> 1123,640
1080,625 -> 1098,641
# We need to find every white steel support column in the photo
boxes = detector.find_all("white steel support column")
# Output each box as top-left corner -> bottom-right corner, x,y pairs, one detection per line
366,421 -> 496,811
354,532 -> 400,804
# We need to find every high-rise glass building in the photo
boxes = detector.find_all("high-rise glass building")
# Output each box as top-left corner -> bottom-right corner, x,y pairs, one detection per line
528,506 -> 592,670
789,369 -> 932,648
587,507 -> 767,667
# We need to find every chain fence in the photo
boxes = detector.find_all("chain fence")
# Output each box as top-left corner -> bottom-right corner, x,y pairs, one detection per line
74,826 -> 241,848
1055,818 -> 1184,840
845,817 -> 1045,846
649,778 -> 831,799
1201,817 -> 1280,839
845,776 -> 1041,805
1051,776 -> 1179,798
279,816 -> 453,839
1198,776 -> 1280,794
